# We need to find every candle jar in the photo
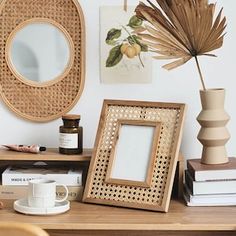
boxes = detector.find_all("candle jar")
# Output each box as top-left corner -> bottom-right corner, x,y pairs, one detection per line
59,114 -> 83,154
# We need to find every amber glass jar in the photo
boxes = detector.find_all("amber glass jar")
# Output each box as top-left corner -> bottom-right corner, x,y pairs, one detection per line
59,114 -> 83,154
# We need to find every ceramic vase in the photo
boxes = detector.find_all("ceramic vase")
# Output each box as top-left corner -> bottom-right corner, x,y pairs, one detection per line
197,88 -> 230,164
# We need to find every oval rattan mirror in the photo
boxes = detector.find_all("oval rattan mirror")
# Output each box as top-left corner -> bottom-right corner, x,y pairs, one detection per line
0,0 -> 85,122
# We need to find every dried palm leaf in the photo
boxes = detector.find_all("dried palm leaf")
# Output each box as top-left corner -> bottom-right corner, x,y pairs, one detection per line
135,0 -> 227,90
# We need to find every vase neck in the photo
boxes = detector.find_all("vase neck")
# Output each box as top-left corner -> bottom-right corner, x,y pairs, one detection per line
200,89 -> 225,109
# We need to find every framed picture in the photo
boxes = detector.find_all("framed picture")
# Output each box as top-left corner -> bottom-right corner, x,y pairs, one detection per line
100,6 -> 152,84
83,100 -> 186,212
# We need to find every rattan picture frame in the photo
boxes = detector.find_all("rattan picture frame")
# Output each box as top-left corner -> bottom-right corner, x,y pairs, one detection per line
0,0 -> 85,122
83,100 -> 186,212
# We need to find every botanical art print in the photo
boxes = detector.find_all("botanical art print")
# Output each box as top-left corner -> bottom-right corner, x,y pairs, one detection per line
100,6 -> 152,84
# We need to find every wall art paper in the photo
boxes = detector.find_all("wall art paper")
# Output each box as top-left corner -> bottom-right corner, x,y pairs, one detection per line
100,6 -> 152,84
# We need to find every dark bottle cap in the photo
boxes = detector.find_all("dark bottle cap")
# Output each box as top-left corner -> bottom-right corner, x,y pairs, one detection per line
39,146 -> 46,151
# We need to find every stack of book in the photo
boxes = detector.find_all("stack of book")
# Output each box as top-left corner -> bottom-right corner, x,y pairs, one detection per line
184,158 -> 236,206
0,164 -> 84,201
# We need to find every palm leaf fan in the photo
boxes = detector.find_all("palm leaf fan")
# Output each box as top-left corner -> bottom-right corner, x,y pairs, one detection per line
135,0 -> 226,90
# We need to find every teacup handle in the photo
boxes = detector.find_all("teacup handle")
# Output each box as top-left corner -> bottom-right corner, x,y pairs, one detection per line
55,184 -> 69,202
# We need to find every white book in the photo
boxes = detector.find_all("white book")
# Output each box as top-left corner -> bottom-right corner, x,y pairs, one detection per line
187,158 -> 236,181
0,184 -> 84,201
185,170 -> 236,195
184,185 -> 236,206
2,165 -> 82,186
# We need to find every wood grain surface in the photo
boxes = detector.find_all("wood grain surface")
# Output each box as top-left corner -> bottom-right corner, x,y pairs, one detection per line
0,148 -> 92,161
0,200 -> 235,233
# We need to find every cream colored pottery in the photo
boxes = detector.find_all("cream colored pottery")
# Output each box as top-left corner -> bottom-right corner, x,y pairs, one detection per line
197,88 -> 230,164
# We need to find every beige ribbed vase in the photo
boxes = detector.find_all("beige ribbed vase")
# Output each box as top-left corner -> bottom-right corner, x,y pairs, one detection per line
197,88 -> 230,164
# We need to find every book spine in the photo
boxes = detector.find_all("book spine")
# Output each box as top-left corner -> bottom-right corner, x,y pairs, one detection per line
0,185 -> 26,199
185,170 -> 236,195
186,161 -> 196,181
0,185 -> 83,201
57,186 -> 83,201
2,174 -> 82,186
183,192 -> 236,206
185,170 -> 194,194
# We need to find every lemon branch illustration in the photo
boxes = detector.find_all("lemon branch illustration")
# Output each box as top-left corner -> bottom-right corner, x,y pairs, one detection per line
105,16 -> 148,68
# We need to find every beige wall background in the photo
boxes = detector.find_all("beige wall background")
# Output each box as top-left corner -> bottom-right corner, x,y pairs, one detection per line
0,0 -> 235,160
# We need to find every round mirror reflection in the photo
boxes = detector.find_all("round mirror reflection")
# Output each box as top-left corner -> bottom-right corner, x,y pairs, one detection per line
8,22 -> 71,84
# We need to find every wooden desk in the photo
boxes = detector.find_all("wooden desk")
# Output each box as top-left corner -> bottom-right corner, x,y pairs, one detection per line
0,149 -> 235,235
0,199 -> 236,236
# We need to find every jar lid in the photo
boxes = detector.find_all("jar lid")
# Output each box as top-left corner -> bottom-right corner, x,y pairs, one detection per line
62,114 -> 81,120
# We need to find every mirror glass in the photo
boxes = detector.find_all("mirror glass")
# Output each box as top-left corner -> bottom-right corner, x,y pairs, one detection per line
8,22 -> 71,83
110,124 -> 155,182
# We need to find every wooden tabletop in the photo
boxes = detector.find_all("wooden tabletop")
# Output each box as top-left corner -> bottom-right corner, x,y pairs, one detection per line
0,200 -> 236,231
0,148 -> 92,161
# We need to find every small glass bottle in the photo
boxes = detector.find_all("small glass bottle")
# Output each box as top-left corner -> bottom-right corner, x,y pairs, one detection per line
59,114 -> 83,155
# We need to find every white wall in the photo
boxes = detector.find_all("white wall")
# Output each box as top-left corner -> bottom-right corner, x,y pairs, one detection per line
0,0 -> 235,161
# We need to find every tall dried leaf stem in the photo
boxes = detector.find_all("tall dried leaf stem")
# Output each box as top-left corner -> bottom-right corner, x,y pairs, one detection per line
194,56 -> 206,91
135,0 -> 227,90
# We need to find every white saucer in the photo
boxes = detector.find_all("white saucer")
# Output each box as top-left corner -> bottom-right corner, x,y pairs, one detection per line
14,198 -> 70,215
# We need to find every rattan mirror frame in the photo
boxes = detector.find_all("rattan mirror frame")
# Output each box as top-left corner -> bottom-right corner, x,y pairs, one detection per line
5,18 -> 75,87
0,0 -> 85,122
83,100 -> 186,212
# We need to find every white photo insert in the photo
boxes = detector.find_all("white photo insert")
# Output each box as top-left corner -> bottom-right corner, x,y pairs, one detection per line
111,124 -> 155,182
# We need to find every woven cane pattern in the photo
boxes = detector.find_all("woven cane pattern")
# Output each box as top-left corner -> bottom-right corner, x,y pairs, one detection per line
0,0 -> 85,121
88,103 -> 181,207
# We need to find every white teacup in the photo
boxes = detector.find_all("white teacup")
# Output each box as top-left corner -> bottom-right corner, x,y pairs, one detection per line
28,179 -> 68,208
